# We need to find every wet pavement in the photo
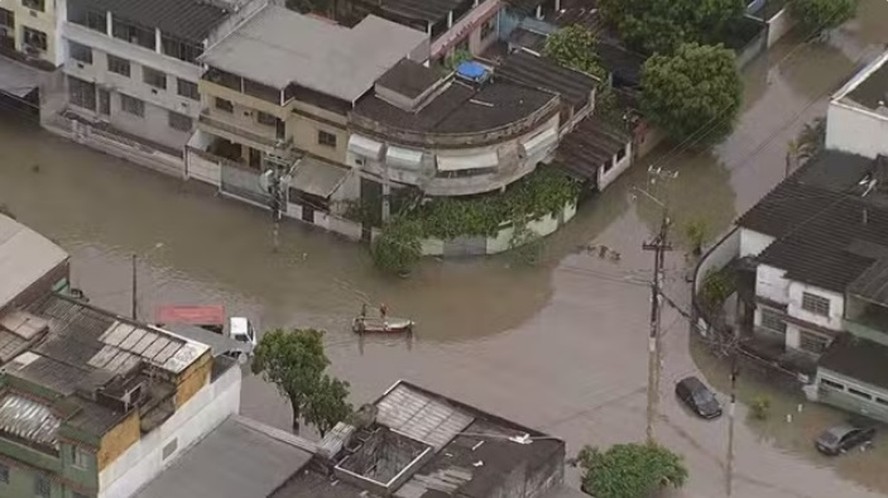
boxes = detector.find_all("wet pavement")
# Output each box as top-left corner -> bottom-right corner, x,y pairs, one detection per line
2,5 -> 888,496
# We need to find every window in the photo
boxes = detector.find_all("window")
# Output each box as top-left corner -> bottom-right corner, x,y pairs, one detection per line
877,397 -> 888,407
176,78 -> 198,100
112,16 -> 155,50
23,27 -> 46,51
602,158 -> 614,173
70,9 -> 105,33
68,76 -> 96,111
161,35 -> 202,63
162,438 -> 178,460
801,292 -> 830,316
256,111 -> 276,126
760,308 -> 786,334
98,88 -> 110,115
34,474 -> 50,498
821,378 -> 844,390
107,55 -> 130,77
142,66 -> 167,90
120,94 -> 144,117
799,330 -> 829,354
480,17 -> 495,40
215,97 -> 233,113
168,111 -> 192,131
22,0 -> 44,12
69,41 -> 92,64
318,130 -> 337,147
70,446 -> 90,469
0,8 -> 14,28
848,388 -> 872,400
0,463 -> 7,483
616,146 -> 627,161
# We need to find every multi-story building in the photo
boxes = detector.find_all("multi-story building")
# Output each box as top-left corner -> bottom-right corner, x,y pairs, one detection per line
0,0 -> 66,67
185,4 -> 429,206
345,0 -> 504,61
59,0 -> 265,154
0,293 -> 241,498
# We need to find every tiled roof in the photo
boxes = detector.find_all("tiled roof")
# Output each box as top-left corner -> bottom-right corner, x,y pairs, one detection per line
497,49 -> 598,109
820,334 -> 888,390
379,0 -> 463,22
71,0 -> 228,43
556,116 -> 630,181
848,258 -> 888,304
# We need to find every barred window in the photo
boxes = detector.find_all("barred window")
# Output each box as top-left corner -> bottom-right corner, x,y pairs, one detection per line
801,292 -> 830,316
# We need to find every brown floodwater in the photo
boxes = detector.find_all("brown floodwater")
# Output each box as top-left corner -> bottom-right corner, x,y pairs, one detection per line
2,5 -> 888,495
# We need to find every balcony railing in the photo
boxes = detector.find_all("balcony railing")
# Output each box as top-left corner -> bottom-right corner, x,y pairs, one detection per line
198,113 -> 290,150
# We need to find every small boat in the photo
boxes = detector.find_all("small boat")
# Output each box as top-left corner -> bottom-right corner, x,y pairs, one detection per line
352,316 -> 415,334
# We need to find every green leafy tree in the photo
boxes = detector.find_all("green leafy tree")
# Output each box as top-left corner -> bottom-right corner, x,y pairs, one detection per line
785,117 -> 825,176
576,443 -> 688,498
640,43 -> 742,144
790,0 -> 857,36
371,217 -> 422,276
685,219 -> 708,256
444,49 -> 472,72
251,328 -> 351,434
543,25 -> 607,80
599,0 -> 745,55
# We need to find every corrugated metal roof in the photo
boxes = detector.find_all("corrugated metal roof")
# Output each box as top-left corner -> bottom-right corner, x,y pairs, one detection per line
0,214 -> 68,312
289,158 -> 350,199
0,393 -> 60,449
376,383 -> 474,449
70,0 -> 227,43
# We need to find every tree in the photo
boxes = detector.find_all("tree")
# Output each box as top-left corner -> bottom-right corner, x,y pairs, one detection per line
371,217 -> 422,276
785,117 -> 825,177
251,328 -> 352,434
303,374 -> 352,437
640,43 -> 742,144
575,443 -> 688,498
599,0 -> 745,55
543,25 -> 607,80
444,49 -> 472,72
790,0 -> 857,37
684,218 -> 707,256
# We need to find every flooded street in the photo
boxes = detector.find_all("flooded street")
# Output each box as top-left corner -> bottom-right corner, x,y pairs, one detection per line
3,4 -> 888,496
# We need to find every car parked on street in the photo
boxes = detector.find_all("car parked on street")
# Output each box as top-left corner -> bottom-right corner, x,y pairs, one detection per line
675,376 -> 722,419
815,424 -> 876,456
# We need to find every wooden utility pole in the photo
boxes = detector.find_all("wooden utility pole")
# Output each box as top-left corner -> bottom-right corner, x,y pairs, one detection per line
642,211 -> 671,443
726,343 -> 739,496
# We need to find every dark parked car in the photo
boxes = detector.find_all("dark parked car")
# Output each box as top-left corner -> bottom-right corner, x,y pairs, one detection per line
815,424 -> 876,456
675,376 -> 722,419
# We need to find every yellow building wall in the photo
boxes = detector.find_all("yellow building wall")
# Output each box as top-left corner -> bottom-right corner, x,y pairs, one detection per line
287,114 -> 348,165
174,352 -> 212,409
97,412 -> 140,471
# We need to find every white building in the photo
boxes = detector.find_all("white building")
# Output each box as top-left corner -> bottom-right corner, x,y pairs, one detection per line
826,50 -> 888,160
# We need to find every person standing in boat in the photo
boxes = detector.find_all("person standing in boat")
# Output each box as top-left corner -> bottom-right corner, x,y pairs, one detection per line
380,303 -> 389,330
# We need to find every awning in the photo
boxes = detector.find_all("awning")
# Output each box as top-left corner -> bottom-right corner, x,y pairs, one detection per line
386,145 -> 423,169
521,127 -> 558,157
0,56 -> 41,98
347,134 -> 383,159
436,151 -> 499,172
289,158 -> 349,198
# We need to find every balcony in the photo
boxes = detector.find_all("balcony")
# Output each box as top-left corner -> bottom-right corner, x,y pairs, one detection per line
198,112 -> 289,152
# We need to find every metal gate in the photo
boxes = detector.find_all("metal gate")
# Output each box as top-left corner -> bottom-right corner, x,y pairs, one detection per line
220,162 -> 270,207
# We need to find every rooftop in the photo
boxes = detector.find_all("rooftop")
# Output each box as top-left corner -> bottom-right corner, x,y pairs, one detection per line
273,381 -> 565,498
0,214 -> 68,312
738,150 -> 888,293
497,49 -> 598,109
505,0 -> 549,16
820,333 -> 888,389
837,50 -> 888,116
136,416 -> 315,498
377,59 -> 443,100
354,77 -> 558,137
70,0 -> 228,43
201,6 -> 428,102
556,116 -> 630,181
376,0 -> 463,22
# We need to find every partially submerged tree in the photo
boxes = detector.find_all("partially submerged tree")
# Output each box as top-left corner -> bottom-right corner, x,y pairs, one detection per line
543,25 -> 607,80
251,328 -> 352,435
790,0 -> 857,37
785,117 -> 826,176
599,0 -> 745,55
640,43 -> 742,144
371,217 -> 422,276
575,443 -> 688,498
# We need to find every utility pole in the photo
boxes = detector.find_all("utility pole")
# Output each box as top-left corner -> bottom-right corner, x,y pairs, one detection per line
642,210 -> 671,443
131,253 -> 137,320
726,336 -> 740,496
263,141 -> 290,253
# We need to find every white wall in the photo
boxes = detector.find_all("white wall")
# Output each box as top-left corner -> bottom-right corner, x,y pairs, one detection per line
765,8 -> 795,48
597,141 -> 632,190
826,101 -> 888,159
787,282 -> 845,331
740,228 -> 774,257
98,365 -> 242,498
755,263 -> 790,304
